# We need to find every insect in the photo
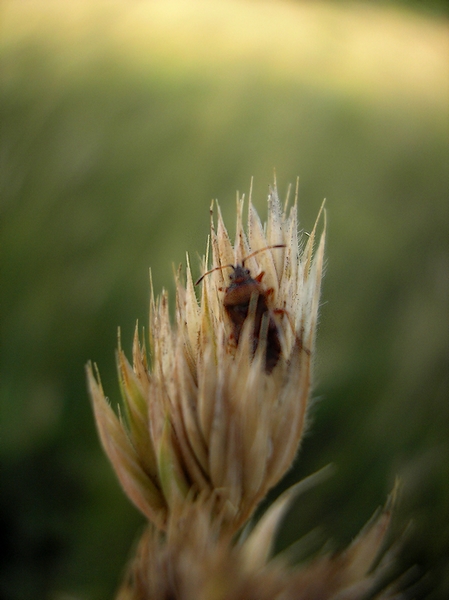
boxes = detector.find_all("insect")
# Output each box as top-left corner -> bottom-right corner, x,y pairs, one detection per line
195,245 -> 286,373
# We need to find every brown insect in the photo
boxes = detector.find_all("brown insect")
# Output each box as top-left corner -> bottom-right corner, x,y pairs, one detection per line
195,245 -> 286,373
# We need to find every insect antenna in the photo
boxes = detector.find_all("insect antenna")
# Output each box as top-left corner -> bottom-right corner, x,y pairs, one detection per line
195,263 -> 234,286
195,244 -> 285,285
241,244 -> 286,265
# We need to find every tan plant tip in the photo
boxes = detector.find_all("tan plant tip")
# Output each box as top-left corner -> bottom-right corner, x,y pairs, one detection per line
87,180 -> 404,599
87,182 -> 326,532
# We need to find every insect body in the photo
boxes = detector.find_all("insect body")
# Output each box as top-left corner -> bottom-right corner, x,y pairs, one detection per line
223,263 -> 282,373
196,245 -> 285,373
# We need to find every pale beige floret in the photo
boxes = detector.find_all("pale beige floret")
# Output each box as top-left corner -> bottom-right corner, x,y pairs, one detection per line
88,182 -> 403,599
115,476 -> 400,600
88,184 -> 325,532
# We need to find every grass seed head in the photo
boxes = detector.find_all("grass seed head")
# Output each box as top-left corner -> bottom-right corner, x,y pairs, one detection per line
87,183 -> 325,533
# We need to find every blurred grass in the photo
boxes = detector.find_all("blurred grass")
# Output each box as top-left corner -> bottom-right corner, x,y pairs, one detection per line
1,1 -> 448,598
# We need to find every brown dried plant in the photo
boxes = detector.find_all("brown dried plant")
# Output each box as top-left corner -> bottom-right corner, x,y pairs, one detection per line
87,182 -> 401,599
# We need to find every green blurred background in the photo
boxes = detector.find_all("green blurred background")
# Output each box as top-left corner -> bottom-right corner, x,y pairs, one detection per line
1,1 -> 448,598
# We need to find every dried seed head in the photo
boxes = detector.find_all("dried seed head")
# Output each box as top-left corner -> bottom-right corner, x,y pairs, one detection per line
116,475 -> 402,600
87,183 -> 325,533
88,181 -> 404,600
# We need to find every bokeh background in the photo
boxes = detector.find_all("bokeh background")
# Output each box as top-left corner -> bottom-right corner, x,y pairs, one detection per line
1,1 -> 448,598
